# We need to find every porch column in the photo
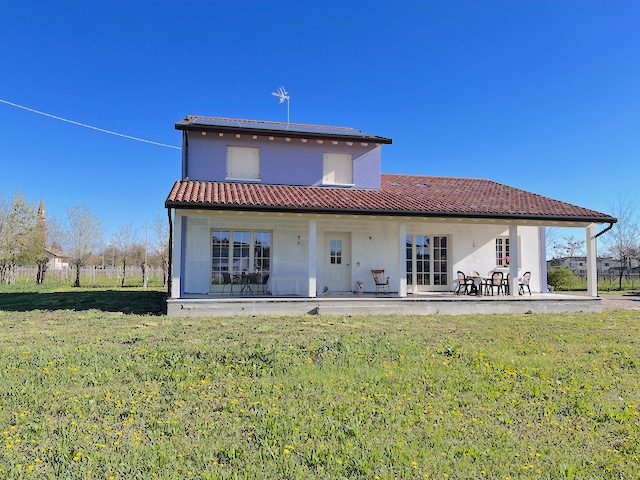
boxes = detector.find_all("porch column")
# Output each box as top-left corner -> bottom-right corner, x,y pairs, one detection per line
539,227 -> 548,293
308,219 -> 317,298
509,225 -> 519,297
170,212 -> 183,298
399,223 -> 407,297
586,223 -> 597,297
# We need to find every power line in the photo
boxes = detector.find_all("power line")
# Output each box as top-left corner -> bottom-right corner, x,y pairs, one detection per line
0,98 -> 181,150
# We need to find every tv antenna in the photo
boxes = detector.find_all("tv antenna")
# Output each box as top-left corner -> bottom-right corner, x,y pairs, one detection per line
271,86 -> 290,123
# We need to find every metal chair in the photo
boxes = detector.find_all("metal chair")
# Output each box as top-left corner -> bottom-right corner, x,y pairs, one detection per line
371,269 -> 390,293
486,271 -> 504,296
519,271 -> 531,295
455,271 -> 473,295
221,272 -> 234,295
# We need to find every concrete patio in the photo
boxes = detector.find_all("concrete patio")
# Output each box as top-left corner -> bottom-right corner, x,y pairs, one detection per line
166,292 -> 602,317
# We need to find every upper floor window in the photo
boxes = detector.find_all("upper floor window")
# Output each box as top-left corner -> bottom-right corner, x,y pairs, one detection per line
226,146 -> 260,180
323,153 -> 353,185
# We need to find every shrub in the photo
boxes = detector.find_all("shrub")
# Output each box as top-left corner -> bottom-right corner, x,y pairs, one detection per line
547,267 -> 583,291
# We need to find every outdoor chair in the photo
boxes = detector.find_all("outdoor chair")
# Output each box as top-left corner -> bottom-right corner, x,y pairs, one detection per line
468,271 -> 481,295
504,272 -> 510,295
221,272 -> 234,295
371,269 -> 390,293
486,271 -> 504,296
260,274 -> 270,294
519,271 -> 532,295
455,271 -> 473,295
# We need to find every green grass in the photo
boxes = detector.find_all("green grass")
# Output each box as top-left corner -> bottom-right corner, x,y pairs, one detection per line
0,288 -> 638,479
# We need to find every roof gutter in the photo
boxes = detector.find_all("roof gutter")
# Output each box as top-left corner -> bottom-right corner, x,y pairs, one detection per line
174,123 -> 393,145
164,201 -> 617,225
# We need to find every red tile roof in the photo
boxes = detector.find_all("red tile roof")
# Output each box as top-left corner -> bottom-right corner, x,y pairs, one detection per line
165,174 -> 615,223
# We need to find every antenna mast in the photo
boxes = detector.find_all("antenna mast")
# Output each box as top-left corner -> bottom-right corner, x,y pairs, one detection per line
271,86 -> 290,123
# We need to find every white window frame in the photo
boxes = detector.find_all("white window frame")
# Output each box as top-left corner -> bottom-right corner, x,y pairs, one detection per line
322,153 -> 354,186
496,236 -> 521,266
226,146 -> 260,181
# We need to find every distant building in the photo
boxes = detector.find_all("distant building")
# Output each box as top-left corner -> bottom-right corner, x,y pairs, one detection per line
548,256 -> 638,276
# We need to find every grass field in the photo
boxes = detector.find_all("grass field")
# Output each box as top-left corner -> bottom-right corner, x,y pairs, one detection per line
0,287 -> 638,479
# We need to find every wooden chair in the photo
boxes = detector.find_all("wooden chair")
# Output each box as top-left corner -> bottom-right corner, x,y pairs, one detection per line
486,271 -> 504,296
519,271 -> 531,295
371,269 -> 390,293
221,272 -> 234,295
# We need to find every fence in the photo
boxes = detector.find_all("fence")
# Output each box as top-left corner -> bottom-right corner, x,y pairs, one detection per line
13,265 -> 167,288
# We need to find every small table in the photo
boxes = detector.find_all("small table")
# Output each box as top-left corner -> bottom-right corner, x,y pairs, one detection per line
233,273 -> 253,294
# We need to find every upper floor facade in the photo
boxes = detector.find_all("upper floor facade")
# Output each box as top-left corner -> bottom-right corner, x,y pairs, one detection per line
176,116 -> 392,189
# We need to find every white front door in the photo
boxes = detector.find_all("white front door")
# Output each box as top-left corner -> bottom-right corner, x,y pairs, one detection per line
325,233 -> 351,292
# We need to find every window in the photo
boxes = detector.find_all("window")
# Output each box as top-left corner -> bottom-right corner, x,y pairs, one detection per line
323,153 -> 353,185
226,146 -> 260,180
496,237 -> 510,266
496,236 -> 522,266
211,230 -> 271,285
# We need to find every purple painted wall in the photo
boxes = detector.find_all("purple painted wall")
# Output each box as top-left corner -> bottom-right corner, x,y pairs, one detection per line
184,133 -> 382,189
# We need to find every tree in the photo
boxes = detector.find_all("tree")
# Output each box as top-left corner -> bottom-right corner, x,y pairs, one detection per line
602,195 -> 639,290
151,215 -> 169,287
111,222 -> 138,287
552,235 -> 585,273
0,192 -> 40,284
64,205 -> 104,287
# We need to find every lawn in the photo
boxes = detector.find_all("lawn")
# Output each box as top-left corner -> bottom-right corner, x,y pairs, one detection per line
0,287 -> 638,479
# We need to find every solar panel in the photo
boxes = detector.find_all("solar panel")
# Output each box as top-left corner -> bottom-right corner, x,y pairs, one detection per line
189,117 -> 388,140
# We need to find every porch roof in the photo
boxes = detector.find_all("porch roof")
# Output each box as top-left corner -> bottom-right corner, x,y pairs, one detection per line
165,174 -> 616,224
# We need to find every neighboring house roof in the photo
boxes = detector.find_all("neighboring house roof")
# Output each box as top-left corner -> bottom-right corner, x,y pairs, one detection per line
175,116 -> 393,144
166,174 -> 616,223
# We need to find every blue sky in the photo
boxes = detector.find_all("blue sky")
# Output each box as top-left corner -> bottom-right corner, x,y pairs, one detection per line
1,1 -> 638,242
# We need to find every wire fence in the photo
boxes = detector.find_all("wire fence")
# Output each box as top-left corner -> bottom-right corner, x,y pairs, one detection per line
13,265 -> 167,288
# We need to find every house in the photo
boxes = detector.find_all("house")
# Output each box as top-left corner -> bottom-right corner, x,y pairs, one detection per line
165,116 -> 616,314
548,256 -> 639,276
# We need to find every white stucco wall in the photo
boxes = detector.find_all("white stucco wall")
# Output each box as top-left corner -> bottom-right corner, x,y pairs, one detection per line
176,210 -> 544,296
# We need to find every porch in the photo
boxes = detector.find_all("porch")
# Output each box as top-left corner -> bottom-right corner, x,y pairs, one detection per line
166,292 -> 601,317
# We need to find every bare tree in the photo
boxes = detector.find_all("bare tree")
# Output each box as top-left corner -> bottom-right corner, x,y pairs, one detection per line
151,215 -> 169,287
545,227 -> 561,259
64,205 -> 104,287
603,195 -> 639,290
552,235 -> 585,273
111,222 -> 138,287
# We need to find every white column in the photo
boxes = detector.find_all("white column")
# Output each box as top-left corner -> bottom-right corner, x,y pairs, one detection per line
539,227 -> 548,293
586,223 -> 597,297
509,225 -> 519,297
399,223 -> 407,297
308,220 -> 317,298
170,212 -> 183,298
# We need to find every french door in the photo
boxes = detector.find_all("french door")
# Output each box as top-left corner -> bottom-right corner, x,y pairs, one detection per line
405,235 -> 449,291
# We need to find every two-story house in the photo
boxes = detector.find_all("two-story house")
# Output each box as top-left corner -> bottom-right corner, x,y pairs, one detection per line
165,116 -> 616,315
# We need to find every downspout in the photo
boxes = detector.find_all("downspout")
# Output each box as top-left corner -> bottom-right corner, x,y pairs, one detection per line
167,207 -> 173,296
182,132 -> 189,179
595,222 -> 615,238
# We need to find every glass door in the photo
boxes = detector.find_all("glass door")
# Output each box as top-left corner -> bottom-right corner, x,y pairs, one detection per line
406,235 -> 449,291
